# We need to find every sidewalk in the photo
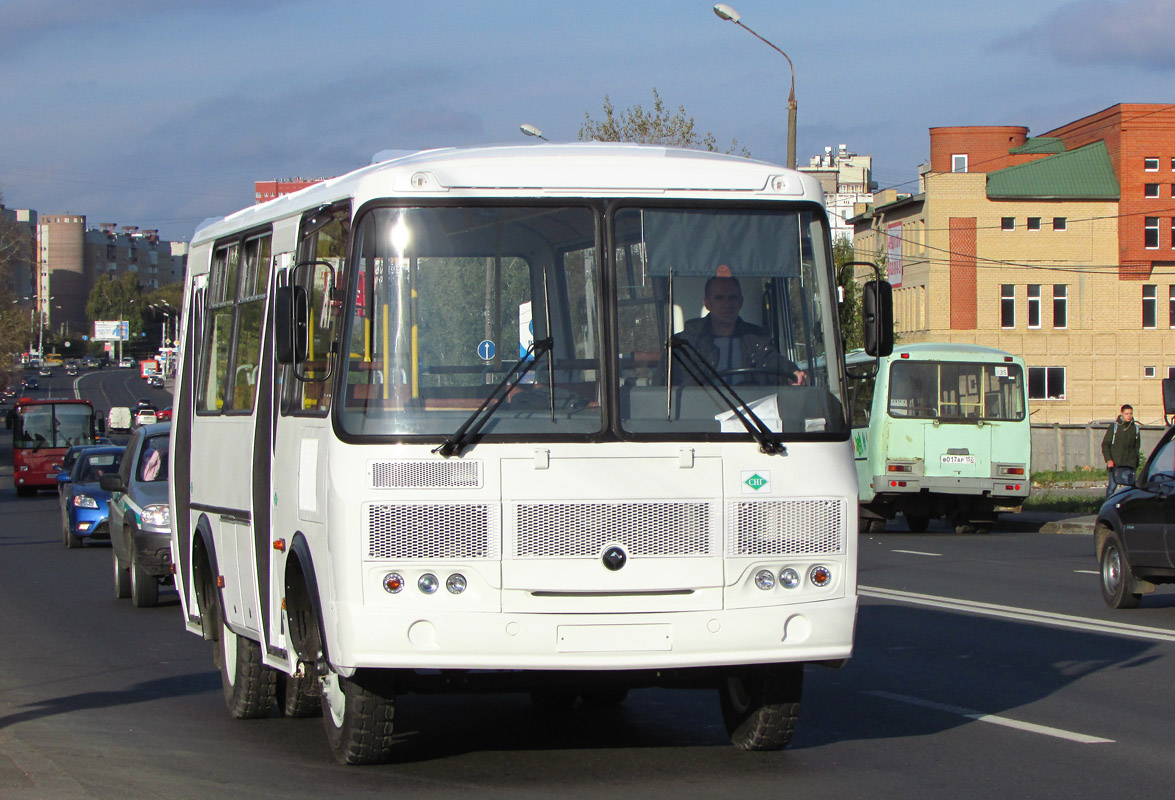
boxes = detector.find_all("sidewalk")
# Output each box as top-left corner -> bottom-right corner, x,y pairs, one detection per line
1039,514 -> 1097,535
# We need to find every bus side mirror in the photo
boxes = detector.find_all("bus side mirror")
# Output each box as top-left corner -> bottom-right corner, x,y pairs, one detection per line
862,280 -> 894,358
93,415 -> 107,437
275,285 -> 309,365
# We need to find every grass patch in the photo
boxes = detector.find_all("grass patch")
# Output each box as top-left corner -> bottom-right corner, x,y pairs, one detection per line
1032,468 -> 1108,486
1021,493 -> 1104,514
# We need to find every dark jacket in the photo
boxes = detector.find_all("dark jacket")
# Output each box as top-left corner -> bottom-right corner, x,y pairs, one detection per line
675,316 -> 799,384
1101,415 -> 1141,469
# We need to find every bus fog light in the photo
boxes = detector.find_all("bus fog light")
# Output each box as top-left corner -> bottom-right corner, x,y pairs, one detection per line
382,572 -> 404,594
445,573 -> 467,594
418,573 -> 439,594
809,565 -> 832,587
754,569 -> 776,590
778,568 -> 800,589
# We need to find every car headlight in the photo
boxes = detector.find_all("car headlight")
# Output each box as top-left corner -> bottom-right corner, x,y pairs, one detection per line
72,494 -> 98,509
140,504 -> 170,526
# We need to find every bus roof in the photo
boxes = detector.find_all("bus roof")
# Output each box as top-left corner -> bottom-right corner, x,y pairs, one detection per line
16,397 -> 92,408
847,342 -> 1023,365
191,143 -> 824,248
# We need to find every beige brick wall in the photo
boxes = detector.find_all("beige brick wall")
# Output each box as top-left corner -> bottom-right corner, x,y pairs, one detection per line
852,172 -> 1175,425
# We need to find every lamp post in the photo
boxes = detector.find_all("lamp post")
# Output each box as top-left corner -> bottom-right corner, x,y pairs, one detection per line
520,124 -> 548,141
713,3 -> 797,169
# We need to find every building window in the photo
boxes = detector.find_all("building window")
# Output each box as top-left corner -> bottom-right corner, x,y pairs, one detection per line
1144,284 -> 1157,328
1027,217 -> 1041,231
952,154 -> 968,173
1001,284 -> 1015,328
1171,218 -> 1175,248
1169,367 -> 1175,379
1145,366 -> 1157,378
1145,183 -> 1160,198
1169,286 -> 1175,328
1027,284 -> 1041,328
1146,217 -> 1160,248
1028,366 -> 1066,400
1053,217 -> 1067,231
1146,157 -> 1160,171
1001,217 -> 1015,231
1053,285 -> 1067,329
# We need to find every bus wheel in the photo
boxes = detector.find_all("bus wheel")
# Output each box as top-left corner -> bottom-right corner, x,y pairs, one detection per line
321,671 -> 396,764
217,621 -> 277,719
112,549 -> 130,599
719,663 -> 803,751
1100,530 -> 1141,609
277,667 -> 322,718
905,514 -> 930,533
130,554 -> 159,608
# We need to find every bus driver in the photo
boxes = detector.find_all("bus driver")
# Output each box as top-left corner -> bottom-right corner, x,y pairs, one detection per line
678,269 -> 807,386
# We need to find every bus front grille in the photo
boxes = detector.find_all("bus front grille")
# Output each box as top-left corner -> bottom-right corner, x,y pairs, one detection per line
366,503 -> 498,559
727,499 -> 845,557
511,501 -> 713,559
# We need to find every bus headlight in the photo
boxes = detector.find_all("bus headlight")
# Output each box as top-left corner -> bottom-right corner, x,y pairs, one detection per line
418,573 -> 439,594
445,573 -> 467,594
754,569 -> 776,591
73,494 -> 98,509
778,568 -> 800,589
382,573 -> 405,593
809,565 -> 832,587
141,505 -> 170,526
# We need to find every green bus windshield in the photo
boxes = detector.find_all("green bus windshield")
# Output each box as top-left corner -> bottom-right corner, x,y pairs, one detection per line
887,361 -> 1026,422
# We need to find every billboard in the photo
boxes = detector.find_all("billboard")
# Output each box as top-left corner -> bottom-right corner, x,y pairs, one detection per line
886,221 -> 904,288
94,320 -> 130,341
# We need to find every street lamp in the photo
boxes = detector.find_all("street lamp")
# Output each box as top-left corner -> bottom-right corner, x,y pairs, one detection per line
713,3 -> 797,169
520,123 -> 548,141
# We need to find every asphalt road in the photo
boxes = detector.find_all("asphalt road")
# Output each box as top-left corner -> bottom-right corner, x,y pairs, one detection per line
1,374 -> 1173,797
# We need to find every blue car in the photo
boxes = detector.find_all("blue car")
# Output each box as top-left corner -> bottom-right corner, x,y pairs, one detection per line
58,445 -> 125,549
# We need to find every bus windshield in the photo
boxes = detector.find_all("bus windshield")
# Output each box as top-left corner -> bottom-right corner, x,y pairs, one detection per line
887,360 -> 1026,422
14,403 -> 95,449
341,205 -> 601,437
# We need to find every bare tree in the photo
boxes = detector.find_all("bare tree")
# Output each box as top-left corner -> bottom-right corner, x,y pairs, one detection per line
580,88 -> 749,155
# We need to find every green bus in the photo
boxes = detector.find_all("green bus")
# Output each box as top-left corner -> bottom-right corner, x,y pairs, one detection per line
847,343 -> 1030,534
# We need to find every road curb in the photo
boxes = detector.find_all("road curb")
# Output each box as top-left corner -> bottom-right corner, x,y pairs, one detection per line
1040,515 -> 1097,535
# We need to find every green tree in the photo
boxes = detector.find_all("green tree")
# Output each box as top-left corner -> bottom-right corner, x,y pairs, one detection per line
833,235 -> 863,352
0,194 -> 34,388
580,88 -> 749,155
86,272 -> 143,354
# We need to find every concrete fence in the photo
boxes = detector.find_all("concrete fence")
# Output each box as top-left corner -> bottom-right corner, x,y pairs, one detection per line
1031,423 -> 1167,473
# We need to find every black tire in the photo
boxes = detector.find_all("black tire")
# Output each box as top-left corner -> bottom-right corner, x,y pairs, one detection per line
719,663 -> 803,751
866,518 -> 886,533
66,529 -> 83,549
1101,530 -> 1141,609
277,668 -> 322,718
321,671 -> 396,764
130,554 -> 159,608
215,620 -> 277,719
905,514 -> 930,533
954,523 -> 977,535
113,548 -> 130,599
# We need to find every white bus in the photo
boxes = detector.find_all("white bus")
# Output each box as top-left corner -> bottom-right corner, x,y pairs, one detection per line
169,143 -> 892,763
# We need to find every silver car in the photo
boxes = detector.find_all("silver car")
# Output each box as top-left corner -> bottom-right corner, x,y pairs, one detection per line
101,422 -> 171,608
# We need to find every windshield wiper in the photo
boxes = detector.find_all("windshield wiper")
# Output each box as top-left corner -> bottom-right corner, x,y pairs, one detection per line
668,336 -> 787,456
433,338 -> 554,458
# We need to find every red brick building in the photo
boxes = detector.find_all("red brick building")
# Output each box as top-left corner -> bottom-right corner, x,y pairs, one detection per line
254,178 -> 327,203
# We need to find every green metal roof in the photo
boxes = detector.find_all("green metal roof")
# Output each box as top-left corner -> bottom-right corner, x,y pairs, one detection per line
1008,137 -> 1065,155
986,141 -> 1119,200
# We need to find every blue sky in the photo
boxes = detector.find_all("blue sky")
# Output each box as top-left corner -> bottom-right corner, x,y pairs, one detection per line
1,0 -> 1173,241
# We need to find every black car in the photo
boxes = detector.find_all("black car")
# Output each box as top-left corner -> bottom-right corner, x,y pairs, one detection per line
1096,422 -> 1175,608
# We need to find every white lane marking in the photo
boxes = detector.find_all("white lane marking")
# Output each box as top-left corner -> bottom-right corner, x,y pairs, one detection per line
860,585 -> 1175,643
865,690 -> 1114,744
891,549 -> 942,557
1073,569 -> 1099,575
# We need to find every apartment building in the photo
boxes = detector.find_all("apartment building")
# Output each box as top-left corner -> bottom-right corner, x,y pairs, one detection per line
799,144 -> 876,242
850,104 -> 1175,424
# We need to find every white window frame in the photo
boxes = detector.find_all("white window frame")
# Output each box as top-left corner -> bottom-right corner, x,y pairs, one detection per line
1143,284 -> 1157,329
1027,284 -> 1041,329
1027,217 -> 1041,231
952,154 -> 968,173
1053,285 -> 1068,329
1145,157 -> 1160,171
1000,284 -> 1015,329
1001,217 -> 1015,231
1028,366 -> 1066,400
1053,217 -> 1067,231
1145,183 -> 1160,198
1144,366 -> 1157,378
1146,217 -> 1160,249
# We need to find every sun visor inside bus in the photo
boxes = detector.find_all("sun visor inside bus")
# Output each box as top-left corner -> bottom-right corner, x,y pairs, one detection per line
640,210 -> 801,277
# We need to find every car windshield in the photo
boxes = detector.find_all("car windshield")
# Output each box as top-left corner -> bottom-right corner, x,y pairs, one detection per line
15,404 -> 94,449
76,451 -> 123,483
